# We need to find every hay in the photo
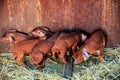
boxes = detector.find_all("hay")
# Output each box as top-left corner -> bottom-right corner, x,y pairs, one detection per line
0,47 -> 120,80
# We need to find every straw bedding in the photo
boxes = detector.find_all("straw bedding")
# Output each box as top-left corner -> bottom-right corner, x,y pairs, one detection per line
0,47 -> 120,80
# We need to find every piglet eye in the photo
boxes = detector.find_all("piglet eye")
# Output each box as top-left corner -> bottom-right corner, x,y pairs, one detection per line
5,38 -> 7,40
37,31 -> 41,34
79,56 -> 82,58
2,38 -> 5,40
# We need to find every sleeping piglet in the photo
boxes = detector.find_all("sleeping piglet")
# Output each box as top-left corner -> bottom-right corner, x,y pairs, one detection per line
29,26 -> 54,39
0,29 -> 30,45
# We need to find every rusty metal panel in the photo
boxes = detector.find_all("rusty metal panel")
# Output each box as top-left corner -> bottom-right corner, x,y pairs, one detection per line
0,0 -> 120,52
101,0 -> 120,47
0,0 -> 102,32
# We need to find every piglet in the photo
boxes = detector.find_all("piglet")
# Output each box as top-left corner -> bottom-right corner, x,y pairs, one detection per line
0,29 -> 30,45
30,32 -> 61,69
29,26 -> 54,39
11,37 -> 46,65
52,32 -> 87,63
73,30 -> 106,64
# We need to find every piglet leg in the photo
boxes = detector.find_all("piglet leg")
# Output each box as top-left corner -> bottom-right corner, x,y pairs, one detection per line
31,52 -> 44,69
98,48 -> 104,62
52,50 -> 57,59
12,53 -> 24,65
59,48 -> 67,63
72,42 -> 78,54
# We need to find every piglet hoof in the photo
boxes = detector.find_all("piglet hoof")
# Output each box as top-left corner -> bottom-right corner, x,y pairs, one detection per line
74,61 -> 78,64
100,59 -> 105,63
66,51 -> 70,56
18,61 -> 24,65
52,55 -> 56,59
63,61 -> 67,64
61,59 -> 67,64
37,67 -> 43,70
37,65 -> 45,70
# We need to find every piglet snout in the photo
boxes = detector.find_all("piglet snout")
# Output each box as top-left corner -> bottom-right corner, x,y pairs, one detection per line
0,38 -> 2,42
74,60 -> 78,64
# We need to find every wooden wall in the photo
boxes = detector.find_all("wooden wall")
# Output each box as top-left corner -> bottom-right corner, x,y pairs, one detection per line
0,0 -> 120,52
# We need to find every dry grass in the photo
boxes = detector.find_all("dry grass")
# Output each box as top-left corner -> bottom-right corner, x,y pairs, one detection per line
0,47 -> 120,80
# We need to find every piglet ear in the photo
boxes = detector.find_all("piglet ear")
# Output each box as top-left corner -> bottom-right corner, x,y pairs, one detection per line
41,26 -> 51,32
40,32 -> 46,37
82,49 -> 90,61
8,29 -> 18,32
0,37 -> 7,42
81,34 -> 87,41
9,34 -> 15,42
37,31 -> 46,37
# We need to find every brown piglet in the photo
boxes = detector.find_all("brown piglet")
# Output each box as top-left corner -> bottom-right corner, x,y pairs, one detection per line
11,38 -> 45,65
30,32 -> 61,69
29,26 -> 54,39
52,32 -> 87,63
73,30 -> 106,64
0,29 -> 30,45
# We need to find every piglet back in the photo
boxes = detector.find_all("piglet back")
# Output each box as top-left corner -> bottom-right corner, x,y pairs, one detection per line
48,32 -> 61,41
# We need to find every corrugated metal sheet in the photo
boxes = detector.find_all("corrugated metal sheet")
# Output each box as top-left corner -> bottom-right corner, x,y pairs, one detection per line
0,0 -> 120,52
